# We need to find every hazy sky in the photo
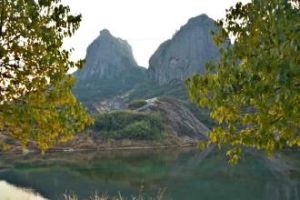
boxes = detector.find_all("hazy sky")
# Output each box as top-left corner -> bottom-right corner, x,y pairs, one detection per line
62,0 -> 250,68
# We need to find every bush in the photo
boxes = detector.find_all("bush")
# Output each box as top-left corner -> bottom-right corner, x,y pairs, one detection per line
93,110 -> 164,140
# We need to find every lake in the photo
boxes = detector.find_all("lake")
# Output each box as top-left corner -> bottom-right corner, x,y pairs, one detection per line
0,148 -> 299,200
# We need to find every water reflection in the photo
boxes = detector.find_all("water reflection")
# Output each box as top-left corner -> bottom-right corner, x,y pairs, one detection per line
0,180 -> 47,200
0,149 -> 299,200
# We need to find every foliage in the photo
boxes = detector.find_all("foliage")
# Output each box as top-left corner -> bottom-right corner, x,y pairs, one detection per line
128,99 -> 147,110
93,110 -> 164,140
0,0 -> 93,151
186,0 -> 300,164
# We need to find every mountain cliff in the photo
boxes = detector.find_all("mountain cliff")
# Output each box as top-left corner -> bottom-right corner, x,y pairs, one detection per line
76,29 -> 140,80
148,14 -> 220,85
71,15 -> 219,144
73,29 -> 146,107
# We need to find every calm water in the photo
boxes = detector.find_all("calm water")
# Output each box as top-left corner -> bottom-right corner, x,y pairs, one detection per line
0,148 -> 299,200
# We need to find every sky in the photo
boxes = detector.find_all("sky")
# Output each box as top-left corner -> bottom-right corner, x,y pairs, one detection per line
62,0 -> 250,68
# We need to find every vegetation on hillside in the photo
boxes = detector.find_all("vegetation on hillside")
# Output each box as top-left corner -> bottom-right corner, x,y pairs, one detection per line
93,110 -> 164,140
187,0 -> 300,163
0,0 -> 93,151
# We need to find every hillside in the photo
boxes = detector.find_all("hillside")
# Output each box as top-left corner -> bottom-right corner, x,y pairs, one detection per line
71,14 -> 221,144
55,97 -> 209,151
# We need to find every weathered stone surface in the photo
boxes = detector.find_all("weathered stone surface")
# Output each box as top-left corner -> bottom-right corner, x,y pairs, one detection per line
148,14 -> 220,85
73,29 -> 146,106
137,97 -> 209,140
76,29 -> 139,81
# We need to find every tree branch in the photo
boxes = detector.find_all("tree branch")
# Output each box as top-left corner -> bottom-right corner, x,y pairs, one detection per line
0,0 -> 5,37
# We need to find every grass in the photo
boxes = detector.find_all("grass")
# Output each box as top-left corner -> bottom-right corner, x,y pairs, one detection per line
63,187 -> 166,200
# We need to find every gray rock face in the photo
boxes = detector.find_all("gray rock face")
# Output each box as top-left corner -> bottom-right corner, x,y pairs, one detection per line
156,98 -> 208,140
73,29 -> 147,108
76,29 -> 139,81
138,97 -> 209,140
148,14 -> 220,85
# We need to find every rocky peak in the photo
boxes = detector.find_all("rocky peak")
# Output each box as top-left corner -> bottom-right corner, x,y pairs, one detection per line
75,29 -> 139,81
73,29 -> 147,107
186,14 -> 211,26
148,14 -> 221,85
99,29 -> 112,37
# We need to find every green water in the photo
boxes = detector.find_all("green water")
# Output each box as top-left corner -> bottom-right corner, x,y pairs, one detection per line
0,148 -> 299,200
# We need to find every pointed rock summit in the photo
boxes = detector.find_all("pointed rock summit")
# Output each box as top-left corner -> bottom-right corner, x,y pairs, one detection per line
148,14 -> 221,85
99,29 -> 112,37
73,30 -> 146,107
76,29 -> 139,81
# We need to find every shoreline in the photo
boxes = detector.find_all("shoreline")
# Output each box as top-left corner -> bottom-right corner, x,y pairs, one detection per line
0,141 -> 199,156
49,143 -> 198,153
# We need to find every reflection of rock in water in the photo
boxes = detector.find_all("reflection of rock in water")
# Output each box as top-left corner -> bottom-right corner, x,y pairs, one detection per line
265,181 -> 299,200
264,154 -> 300,200
167,148 -> 300,200
1,149 -> 300,200
168,145 -> 215,178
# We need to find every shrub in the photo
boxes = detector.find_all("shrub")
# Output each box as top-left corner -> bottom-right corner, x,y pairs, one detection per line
93,111 -> 164,140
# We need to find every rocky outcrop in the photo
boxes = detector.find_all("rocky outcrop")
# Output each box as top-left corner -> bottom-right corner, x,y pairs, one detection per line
73,30 -> 147,107
148,14 -> 221,85
76,29 -> 139,81
137,97 -> 209,140
74,15 -> 225,105
92,96 -> 127,113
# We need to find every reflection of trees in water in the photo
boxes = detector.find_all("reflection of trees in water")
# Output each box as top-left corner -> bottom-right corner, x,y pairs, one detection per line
0,149 -> 181,168
0,149 -> 300,200
0,149 -> 188,199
